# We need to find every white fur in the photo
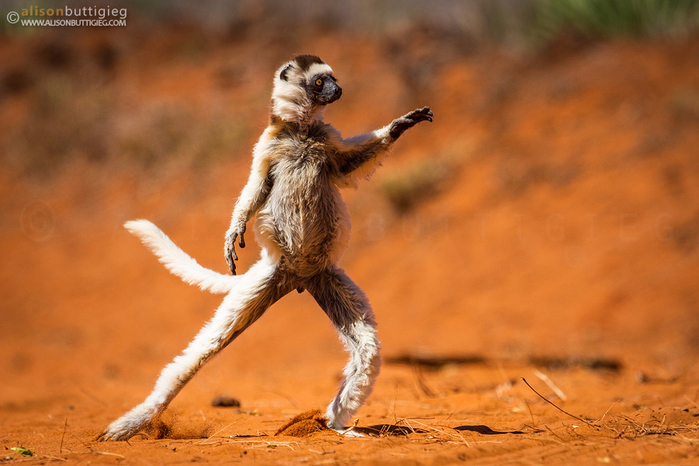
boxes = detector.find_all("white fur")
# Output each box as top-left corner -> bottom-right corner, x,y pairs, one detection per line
228,127 -> 276,232
271,79 -> 305,123
324,300 -> 381,431
301,63 -> 333,82
100,254 -> 280,440
125,220 -> 235,294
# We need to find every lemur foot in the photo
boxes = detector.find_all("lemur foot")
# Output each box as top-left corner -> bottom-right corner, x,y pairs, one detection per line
389,106 -> 433,139
327,416 -> 364,437
97,405 -> 156,441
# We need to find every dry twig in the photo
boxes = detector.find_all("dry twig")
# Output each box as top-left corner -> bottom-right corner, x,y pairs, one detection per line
59,419 -> 67,455
521,377 -> 597,429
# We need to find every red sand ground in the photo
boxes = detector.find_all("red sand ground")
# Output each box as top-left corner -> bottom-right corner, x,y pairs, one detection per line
1,28 -> 699,464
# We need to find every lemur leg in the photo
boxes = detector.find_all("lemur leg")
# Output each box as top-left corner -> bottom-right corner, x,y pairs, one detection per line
99,253 -> 291,441
307,266 -> 381,434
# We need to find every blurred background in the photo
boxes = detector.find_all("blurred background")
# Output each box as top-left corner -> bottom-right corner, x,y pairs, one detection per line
1,0 -> 699,412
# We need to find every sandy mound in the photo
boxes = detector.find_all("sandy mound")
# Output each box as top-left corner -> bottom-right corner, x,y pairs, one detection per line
274,409 -> 332,437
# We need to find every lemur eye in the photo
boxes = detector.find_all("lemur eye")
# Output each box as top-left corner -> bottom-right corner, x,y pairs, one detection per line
315,78 -> 323,87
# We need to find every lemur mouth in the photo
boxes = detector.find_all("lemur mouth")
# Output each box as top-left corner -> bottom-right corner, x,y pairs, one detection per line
319,83 -> 342,105
325,88 -> 342,104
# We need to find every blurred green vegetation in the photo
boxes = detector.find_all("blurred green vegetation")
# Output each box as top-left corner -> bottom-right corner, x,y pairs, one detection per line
380,153 -> 463,214
534,0 -> 699,41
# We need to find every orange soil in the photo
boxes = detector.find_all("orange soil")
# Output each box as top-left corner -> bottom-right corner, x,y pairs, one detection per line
1,27 -> 699,464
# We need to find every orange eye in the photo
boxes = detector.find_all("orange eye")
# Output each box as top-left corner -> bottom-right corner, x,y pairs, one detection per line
315,78 -> 323,87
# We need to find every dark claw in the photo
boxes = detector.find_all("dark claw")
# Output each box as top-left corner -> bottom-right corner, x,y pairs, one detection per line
226,232 -> 239,275
230,251 -> 238,274
239,231 -> 246,248
416,107 -> 433,121
231,233 -> 239,261
226,252 -> 237,275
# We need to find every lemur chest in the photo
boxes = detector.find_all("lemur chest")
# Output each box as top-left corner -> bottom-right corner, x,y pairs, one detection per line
272,140 -> 334,202
263,142 -> 346,256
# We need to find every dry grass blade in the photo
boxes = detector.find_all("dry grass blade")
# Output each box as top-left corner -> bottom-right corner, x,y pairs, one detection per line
533,369 -> 567,401
59,419 -> 67,455
66,428 -> 124,459
343,418 -> 360,435
684,395 -> 698,409
409,420 -> 469,445
93,451 -> 126,459
597,401 -> 619,423
412,365 -> 437,398
401,418 -> 416,434
195,420 -> 241,444
521,377 -> 597,429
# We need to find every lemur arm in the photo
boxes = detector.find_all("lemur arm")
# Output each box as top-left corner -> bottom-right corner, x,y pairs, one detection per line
332,107 -> 432,187
224,136 -> 276,275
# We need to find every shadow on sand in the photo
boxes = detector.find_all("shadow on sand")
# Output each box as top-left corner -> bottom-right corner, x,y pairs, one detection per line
454,425 -> 525,435
355,423 -> 526,437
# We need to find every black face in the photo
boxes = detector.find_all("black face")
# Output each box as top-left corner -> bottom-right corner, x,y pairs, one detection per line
308,74 -> 342,105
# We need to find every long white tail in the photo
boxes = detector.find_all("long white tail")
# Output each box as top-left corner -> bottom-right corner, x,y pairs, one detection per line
124,220 -> 235,294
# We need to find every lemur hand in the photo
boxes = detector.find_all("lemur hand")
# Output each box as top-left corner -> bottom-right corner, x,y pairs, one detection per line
389,106 -> 433,139
224,224 -> 246,275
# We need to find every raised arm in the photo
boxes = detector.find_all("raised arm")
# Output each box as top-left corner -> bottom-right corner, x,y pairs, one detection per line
331,107 -> 433,188
224,139 -> 275,275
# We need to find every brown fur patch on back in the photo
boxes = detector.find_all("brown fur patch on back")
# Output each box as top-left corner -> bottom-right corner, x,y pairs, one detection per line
274,409 -> 332,437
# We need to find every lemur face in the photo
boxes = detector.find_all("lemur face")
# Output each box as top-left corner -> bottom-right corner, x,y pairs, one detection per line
272,55 -> 342,122
307,73 -> 342,105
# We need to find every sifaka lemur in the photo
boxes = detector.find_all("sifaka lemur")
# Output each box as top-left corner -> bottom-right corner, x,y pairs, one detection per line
99,54 -> 432,441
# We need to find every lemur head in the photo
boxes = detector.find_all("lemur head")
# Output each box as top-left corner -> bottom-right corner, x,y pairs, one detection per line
271,55 -> 342,125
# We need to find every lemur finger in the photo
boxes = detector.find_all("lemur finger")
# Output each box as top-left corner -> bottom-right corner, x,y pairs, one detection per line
226,249 -> 238,275
414,107 -> 433,121
224,252 -> 237,275
403,108 -> 433,123
408,115 -> 432,124
226,233 -> 239,261
416,107 -> 433,120
239,231 -> 246,248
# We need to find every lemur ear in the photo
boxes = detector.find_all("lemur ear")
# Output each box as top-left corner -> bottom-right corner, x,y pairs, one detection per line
279,64 -> 292,81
